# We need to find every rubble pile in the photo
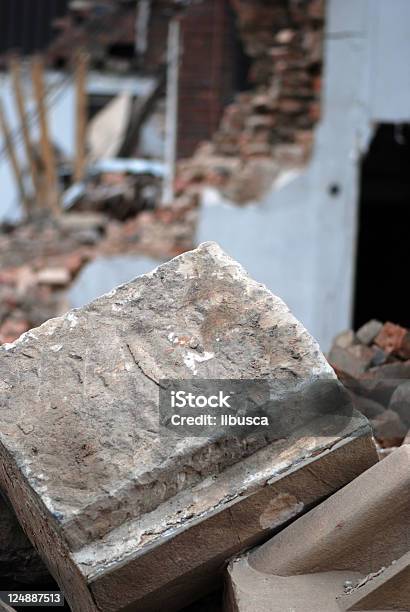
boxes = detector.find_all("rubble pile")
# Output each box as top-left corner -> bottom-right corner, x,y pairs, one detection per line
39,1 -> 140,72
72,171 -> 163,221
0,243 -> 378,610
216,0 -> 323,157
328,320 -> 410,453
175,0 -> 324,204
0,206 -> 196,346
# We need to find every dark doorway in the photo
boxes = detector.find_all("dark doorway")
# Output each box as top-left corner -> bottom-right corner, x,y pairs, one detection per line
354,123 -> 410,329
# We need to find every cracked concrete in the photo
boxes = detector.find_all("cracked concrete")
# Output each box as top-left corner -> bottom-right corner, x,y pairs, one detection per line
0,242 -> 377,611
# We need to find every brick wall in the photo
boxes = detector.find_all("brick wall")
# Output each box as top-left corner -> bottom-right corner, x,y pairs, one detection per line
175,0 -> 325,204
177,0 -> 236,159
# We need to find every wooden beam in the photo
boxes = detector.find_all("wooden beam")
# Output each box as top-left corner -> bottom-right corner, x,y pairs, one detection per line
161,18 -> 180,205
9,56 -> 40,211
0,98 -> 29,215
31,55 -> 59,214
74,49 -> 89,183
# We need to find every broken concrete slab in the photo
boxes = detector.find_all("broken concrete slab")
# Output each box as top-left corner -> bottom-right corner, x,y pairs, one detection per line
0,242 -> 377,611
226,445 -> 410,612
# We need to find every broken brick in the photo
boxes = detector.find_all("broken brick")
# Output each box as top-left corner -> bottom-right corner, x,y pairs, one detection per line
374,321 -> 410,359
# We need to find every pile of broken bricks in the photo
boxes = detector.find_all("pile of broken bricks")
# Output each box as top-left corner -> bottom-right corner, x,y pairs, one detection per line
0,207 -> 196,346
0,242 -> 408,611
328,319 -> 410,454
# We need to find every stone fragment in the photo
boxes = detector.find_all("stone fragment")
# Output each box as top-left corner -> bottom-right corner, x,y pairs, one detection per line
36,267 -> 71,287
57,212 -> 107,233
389,380 -> 410,427
0,243 -> 377,612
226,446 -> 410,612
333,329 -> 356,349
349,393 -> 384,419
371,408 -> 407,447
356,319 -> 382,345
374,321 -> 410,359
327,344 -> 374,378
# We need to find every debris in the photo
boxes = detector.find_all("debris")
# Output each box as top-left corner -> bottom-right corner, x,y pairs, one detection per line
226,445 -> 410,611
370,408 -> 407,448
328,320 -> 410,450
36,267 -> 71,287
327,343 -> 374,378
86,92 -> 133,162
374,320 -> 410,359
333,329 -> 356,349
389,380 -> 410,428
356,319 -> 383,346
0,243 -> 376,612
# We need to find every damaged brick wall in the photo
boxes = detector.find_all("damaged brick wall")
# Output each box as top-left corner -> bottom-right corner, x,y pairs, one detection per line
176,0 -> 325,204
215,0 -> 323,158
177,0 -> 237,159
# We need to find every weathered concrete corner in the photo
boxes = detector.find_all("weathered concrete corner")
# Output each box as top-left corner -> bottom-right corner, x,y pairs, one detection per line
0,242 -> 377,611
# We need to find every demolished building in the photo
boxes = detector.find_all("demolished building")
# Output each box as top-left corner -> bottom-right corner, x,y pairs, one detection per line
0,1 -> 409,610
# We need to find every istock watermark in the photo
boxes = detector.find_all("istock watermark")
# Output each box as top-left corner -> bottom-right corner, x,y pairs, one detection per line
159,378 -> 354,439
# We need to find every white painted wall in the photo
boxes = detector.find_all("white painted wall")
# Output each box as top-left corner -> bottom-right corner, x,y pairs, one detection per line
198,0 -> 410,351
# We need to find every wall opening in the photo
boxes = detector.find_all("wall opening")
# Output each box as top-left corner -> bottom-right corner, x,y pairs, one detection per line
354,123 -> 410,329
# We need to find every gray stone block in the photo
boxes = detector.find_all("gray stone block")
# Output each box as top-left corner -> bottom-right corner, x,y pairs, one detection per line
0,243 -> 377,611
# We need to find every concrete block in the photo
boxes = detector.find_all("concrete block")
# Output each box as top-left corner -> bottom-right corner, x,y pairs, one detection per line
356,319 -> 382,346
226,445 -> 410,611
0,243 -> 377,611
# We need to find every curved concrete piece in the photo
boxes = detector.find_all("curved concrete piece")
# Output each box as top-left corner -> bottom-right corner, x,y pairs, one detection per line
227,446 -> 410,612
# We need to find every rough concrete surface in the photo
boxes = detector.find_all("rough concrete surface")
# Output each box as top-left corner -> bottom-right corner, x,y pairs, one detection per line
0,242 -> 377,611
226,445 -> 410,612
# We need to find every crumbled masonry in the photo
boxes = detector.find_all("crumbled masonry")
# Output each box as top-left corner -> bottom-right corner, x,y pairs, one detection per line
0,243 -> 377,611
328,319 -> 410,455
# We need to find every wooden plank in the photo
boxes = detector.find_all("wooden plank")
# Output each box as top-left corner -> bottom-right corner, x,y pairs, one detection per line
9,56 -> 40,211
0,98 -> 29,215
161,18 -> 180,205
74,49 -> 89,183
31,55 -> 59,214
